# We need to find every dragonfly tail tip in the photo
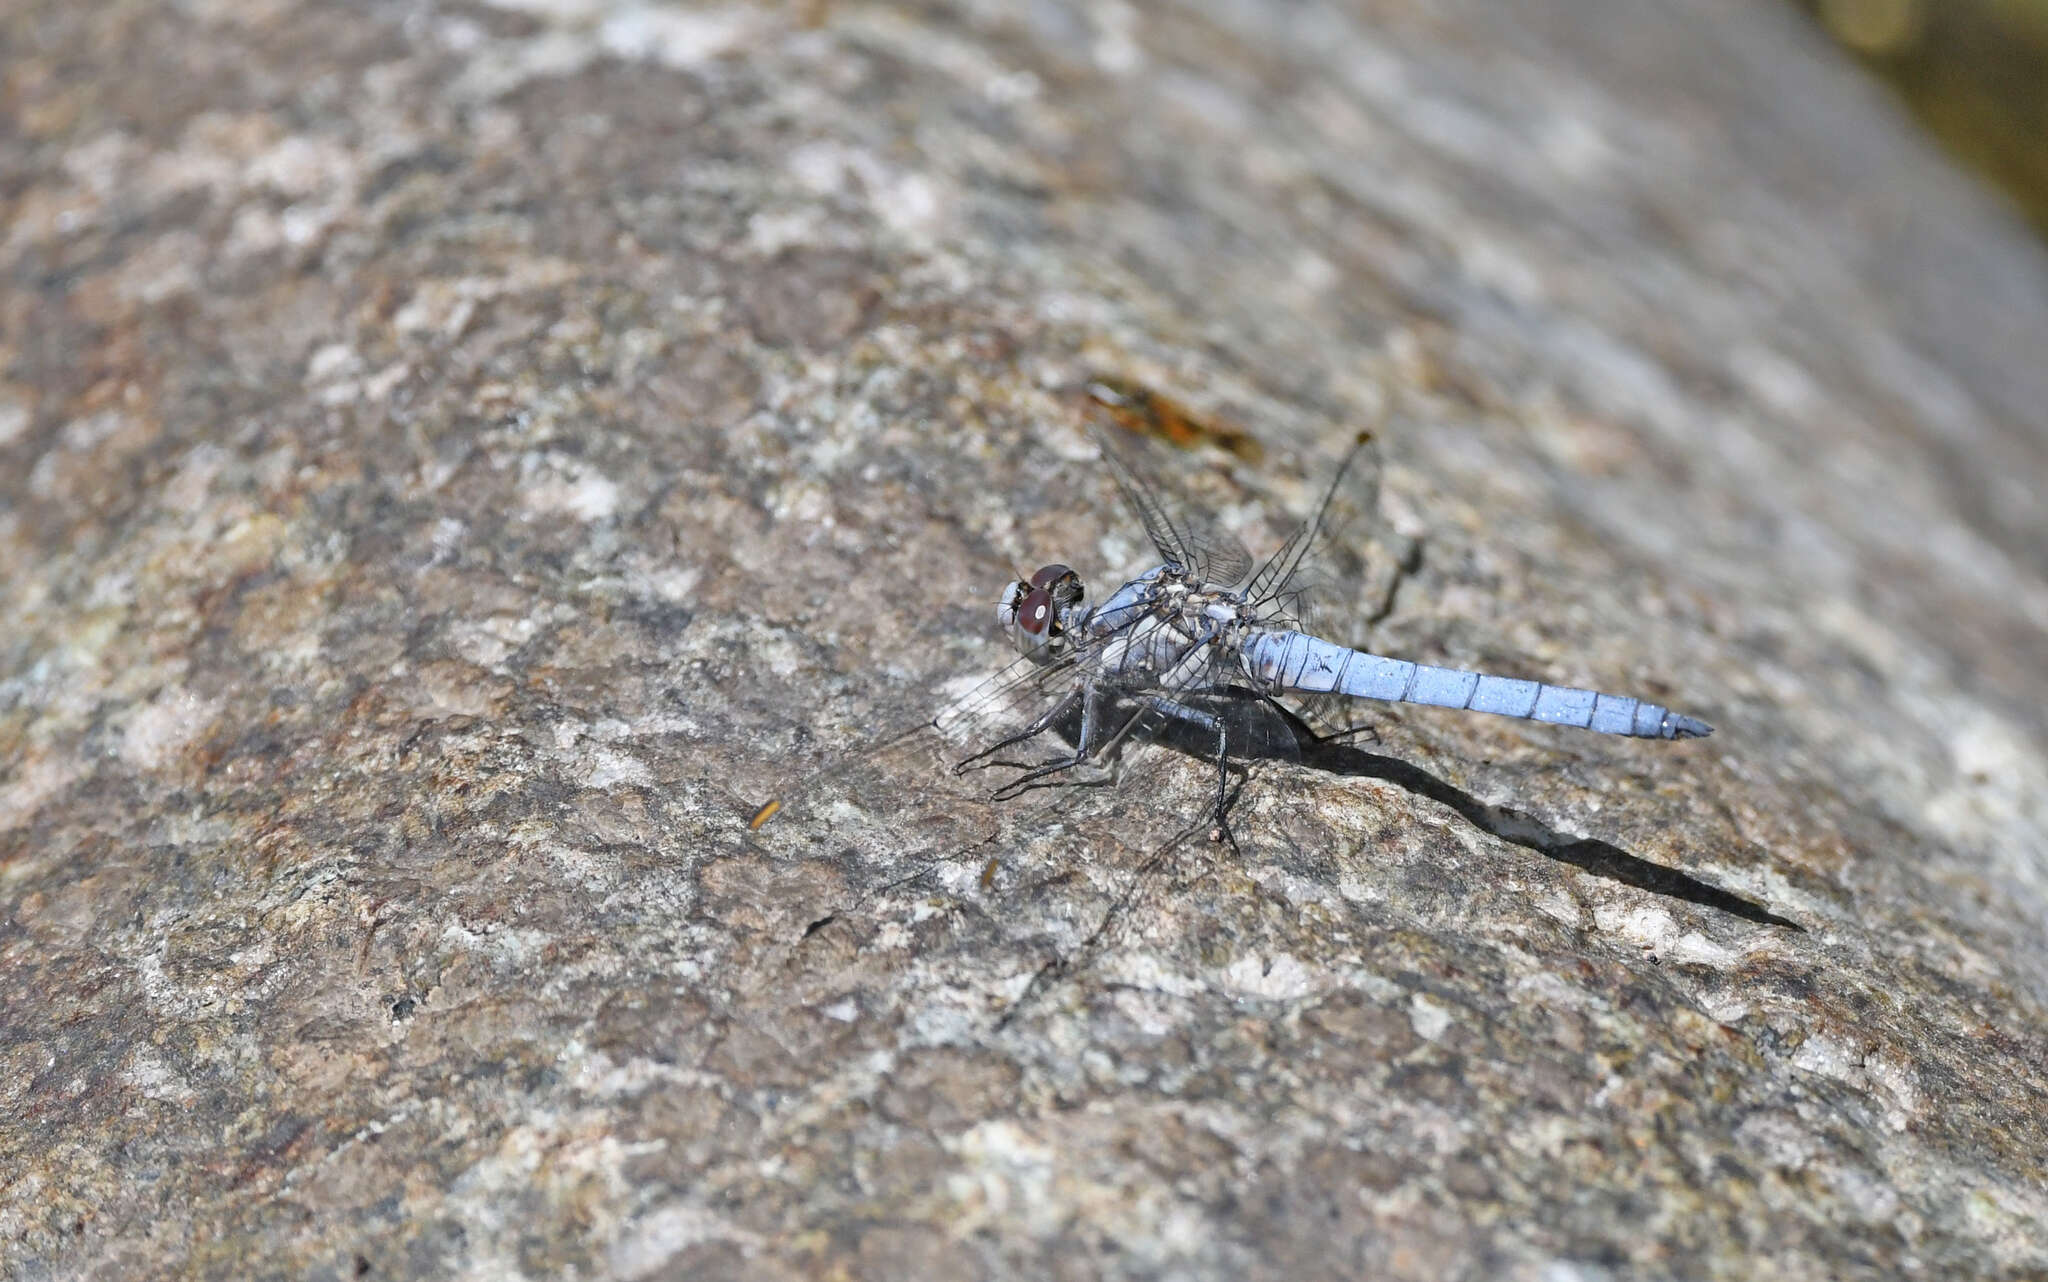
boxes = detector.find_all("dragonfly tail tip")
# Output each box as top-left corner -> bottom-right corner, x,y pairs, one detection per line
1664,713 -> 1714,740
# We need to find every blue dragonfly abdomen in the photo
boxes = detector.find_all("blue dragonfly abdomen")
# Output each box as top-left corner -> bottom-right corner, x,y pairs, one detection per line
1238,630 -> 1711,740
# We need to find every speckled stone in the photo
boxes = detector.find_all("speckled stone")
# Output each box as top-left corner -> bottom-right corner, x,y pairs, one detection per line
5,1 -> 2047,1278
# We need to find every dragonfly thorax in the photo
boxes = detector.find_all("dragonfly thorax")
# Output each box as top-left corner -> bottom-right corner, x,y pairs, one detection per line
1065,566 -> 1260,688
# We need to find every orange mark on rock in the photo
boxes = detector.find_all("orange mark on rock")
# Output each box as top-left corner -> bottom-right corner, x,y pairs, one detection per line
1083,375 -> 1264,462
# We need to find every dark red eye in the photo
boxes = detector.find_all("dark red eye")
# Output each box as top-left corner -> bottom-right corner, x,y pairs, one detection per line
1030,564 -> 1074,592
1018,587 -> 1054,635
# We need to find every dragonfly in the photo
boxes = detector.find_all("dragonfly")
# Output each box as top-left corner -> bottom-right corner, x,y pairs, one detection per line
754,427 -> 1712,851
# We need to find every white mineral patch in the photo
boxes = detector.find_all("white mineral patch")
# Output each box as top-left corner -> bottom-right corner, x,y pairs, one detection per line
1821,1160 -> 1902,1224
1697,987 -> 1752,1024
117,231 -> 207,303
164,444 -> 229,513
951,1119 -> 1057,1228
873,170 -> 940,237
1924,708 -> 2048,896
1729,344 -> 1822,419
1537,111 -> 1616,181
59,408 -> 126,452
1735,1109 -> 1820,1169
455,28 -> 598,103
611,1203 -> 759,1281
573,746 -> 651,789
123,1046 -> 196,1105
278,200 -> 337,248
1409,992 -> 1454,1042
450,615 -> 536,669
1103,952 -> 1203,1003
787,140 -> 852,194
938,670 -> 998,708
1092,1 -> 1144,74
983,69 -> 1040,105
542,841 -> 618,889
598,6 -> 759,70
746,207 -> 824,256
586,718 -> 630,743
228,939 -> 276,972
1662,930 -> 1740,969
1536,1259 -> 1623,1282
120,687 -> 222,772
871,921 -> 913,953
1457,235 -> 1547,307
1530,887 -> 1585,929
1510,968 -> 1601,1013
520,456 -> 620,522
245,134 -> 357,200
477,0 -> 606,17
431,517 -> 467,560
1221,952 -> 1318,1001
0,395 -> 27,445
393,278 -> 485,339
306,342 -> 360,381
61,132 -> 137,197
0,755 -> 80,836
566,1047 -> 701,1098
439,920 -> 556,971
1862,1049 -> 1923,1130
1592,902 -> 1741,968
137,113 -> 264,201
1790,1029 -> 1863,1083
630,564 -> 698,605
132,949 -> 215,1020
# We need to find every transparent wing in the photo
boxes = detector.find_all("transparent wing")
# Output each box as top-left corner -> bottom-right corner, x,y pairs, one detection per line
1092,428 -> 1254,588
930,647 -> 1087,749
754,595 -> 1157,827
742,646 -> 1106,893
1239,428 -> 1416,735
1243,430 -> 1378,621
1249,430 -> 1416,631
972,645 -> 1306,846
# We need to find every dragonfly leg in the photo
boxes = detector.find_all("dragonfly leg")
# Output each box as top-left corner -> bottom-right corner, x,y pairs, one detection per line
1264,691 -> 1380,749
1211,717 -> 1237,851
987,684 -> 1106,800
1140,696 -> 1241,851
1305,718 -> 1380,747
953,687 -> 1083,776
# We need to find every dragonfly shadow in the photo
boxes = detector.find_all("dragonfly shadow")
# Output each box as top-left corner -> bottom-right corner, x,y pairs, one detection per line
1125,691 -> 1801,931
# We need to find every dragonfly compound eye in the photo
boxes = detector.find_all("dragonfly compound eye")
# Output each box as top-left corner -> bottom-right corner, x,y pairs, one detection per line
1018,587 -> 1054,635
1029,563 -> 1084,609
998,578 -> 1051,649
1002,565 -> 1082,659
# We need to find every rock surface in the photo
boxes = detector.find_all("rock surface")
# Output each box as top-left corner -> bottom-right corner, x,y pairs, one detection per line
5,0 -> 2048,1278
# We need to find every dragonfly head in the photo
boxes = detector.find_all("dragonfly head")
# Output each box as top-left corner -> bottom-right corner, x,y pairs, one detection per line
998,563 -> 1085,662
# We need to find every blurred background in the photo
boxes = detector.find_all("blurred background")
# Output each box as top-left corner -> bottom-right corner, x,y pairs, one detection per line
1802,0 -> 2048,237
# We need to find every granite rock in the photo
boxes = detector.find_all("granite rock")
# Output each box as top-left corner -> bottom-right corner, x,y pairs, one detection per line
4,0 -> 2048,1278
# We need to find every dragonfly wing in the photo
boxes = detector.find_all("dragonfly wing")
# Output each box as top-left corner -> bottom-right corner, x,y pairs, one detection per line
1092,428 -> 1254,588
931,648 -> 1084,747
1238,429 -> 1414,737
1072,644 -> 1304,788
750,642 -> 1086,832
1243,429 -> 1385,625
1185,526 -> 1254,591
